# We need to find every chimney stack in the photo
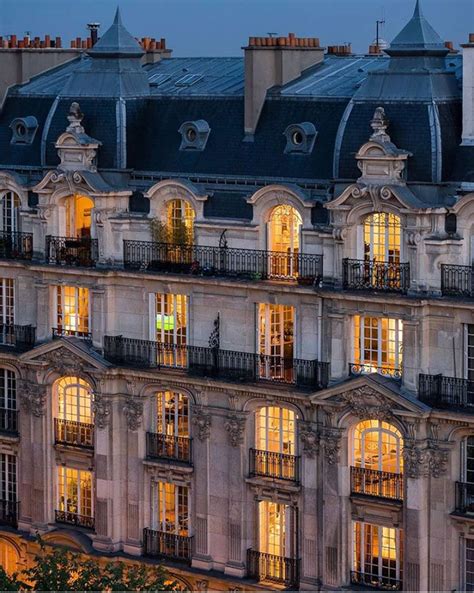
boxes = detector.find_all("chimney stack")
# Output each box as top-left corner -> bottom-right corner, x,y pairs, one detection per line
244,33 -> 325,137
87,22 -> 100,46
462,33 -> 474,145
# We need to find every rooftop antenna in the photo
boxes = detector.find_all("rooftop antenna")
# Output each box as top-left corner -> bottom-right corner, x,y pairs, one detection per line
375,16 -> 386,52
267,32 -> 277,38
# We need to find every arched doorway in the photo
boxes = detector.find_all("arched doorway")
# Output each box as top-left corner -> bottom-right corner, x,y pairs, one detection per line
0,538 -> 19,575
268,205 -> 302,278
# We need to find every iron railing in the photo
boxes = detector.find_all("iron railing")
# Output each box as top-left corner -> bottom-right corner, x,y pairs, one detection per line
0,409 -> 18,435
55,509 -> 95,530
143,528 -> 193,562
103,336 -> 329,390
0,323 -> 36,352
455,481 -> 474,514
343,258 -> 410,293
54,418 -> 94,449
0,231 -> 33,261
247,549 -> 300,588
123,240 -> 323,284
52,327 -> 92,342
351,570 -> 402,591
46,236 -> 98,267
0,500 -> 19,527
441,264 -> 474,297
349,362 -> 402,380
146,433 -> 192,465
249,448 -> 300,483
350,467 -> 404,501
418,374 -> 474,411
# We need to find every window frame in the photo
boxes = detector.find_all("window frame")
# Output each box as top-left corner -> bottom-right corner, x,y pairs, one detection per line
57,466 -> 93,518
151,481 -> 190,536
353,315 -> 403,376
56,285 -> 90,335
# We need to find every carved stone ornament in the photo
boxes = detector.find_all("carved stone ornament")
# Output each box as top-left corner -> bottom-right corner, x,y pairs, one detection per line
320,427 -> 342,465
299,422 -> 320,458
122,396 -> 143,431
192,408 -> 211,441
18,379 -> 47,417
370,106 -> 391,143
403,440 -> 450,479
224,414 -> 246,447
341,386 -> 394,421
44,347 -> 87,376
92,393 -> 111,429
196,580 -> 209,592
351,184 -> 393,212
66,102 -> 85,134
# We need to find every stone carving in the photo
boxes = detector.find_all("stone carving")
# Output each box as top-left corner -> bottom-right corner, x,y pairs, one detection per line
370,106 -> 391,143
224,414 -> 246,447
320,427 -> 342,465
351,184 -> 393,212
122,396 -> 143,431
44,347 -> 87,376
299,422 -> 320,458
196,580 -> 209,592
341,386 -> 394,421
67,102 -> 85,134
403,440 -> 450,479
192,408 -> 211,441
19,380 -> 47,417
92,393 -> 112,429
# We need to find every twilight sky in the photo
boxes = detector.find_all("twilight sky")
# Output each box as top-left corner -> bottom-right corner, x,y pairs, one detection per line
0,0 -> 471,56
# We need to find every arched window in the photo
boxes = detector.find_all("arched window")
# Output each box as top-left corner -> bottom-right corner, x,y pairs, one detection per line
56,377 -> 92,424
0,192 -> 20,234
0,539 -> 19,575
166,199 -> 195,245
268,205 -> 302,278
65,194 -> 94,238
353,420 -> 403,474
156,391 -> 189,437
363,213 -> 401,264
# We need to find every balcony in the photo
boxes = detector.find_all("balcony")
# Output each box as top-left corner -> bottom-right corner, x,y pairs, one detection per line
441,264 -> 474,297
351,570 -> 402,591
350,467 -> 404,501
0,231 -> 33,261
52,327 -> 92,342
0,409 -> 18,435
343,259 -> 410,293
349,362 -> 402,381
55,509 -> 95,530
46,236 -> 98,268
146,432 -> 192,465
54,418 -> 94,449
247,549 -> 300,588
249,448 -> 300,483
143,528 -> 193,562
419,374 -> 474,412
0,323 -> 36,352
455,482 -> 474,514
123,240 -> 323,285
0,500 -> 19,527
103,336 -> 330,391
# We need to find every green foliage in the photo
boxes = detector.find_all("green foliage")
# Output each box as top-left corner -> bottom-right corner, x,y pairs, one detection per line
0,566 -> 22,591
150,218 -> 192,246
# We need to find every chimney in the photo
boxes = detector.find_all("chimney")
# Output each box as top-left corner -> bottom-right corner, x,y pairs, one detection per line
244,33 -> 325,137
462,33 -> 474,145
87,22 -> 100,46
327,44 -> 351,56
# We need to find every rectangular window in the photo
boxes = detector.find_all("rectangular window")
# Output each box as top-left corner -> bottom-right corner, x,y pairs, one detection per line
0,454 -> 17,502
0,370 -> 16,411
466,539 -> 474,591
258,304 -> 294,380
467,325 -> 474,384
152,482 -> 189,536
153,294 -> 188,367
353,316 -> 403,377
57,467 -> 93,518
56,286 -> 89,337
352,522 -> 403,589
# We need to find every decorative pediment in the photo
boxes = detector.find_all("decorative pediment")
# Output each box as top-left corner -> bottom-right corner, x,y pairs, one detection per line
20,339 -> 107,375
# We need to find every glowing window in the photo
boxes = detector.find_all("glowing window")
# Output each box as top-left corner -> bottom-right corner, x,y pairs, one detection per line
353,420 -> 403,474
166,200 -> 194,245
363,213 -> 401,264
156,391 -> 189,437
0,192 -> 20,233
256,406 -> 296,455
259,500 -> 288,560
56,376 -> 92,424
0,540 -> 19,575
57,466 -> 93,518
154,293 -> 187,345
56,286 -> 89,335
153,482 -> 189,535
353,315 -> 403,377
65,194 -> 93,238
258,304 -> 294,380
268,205 -> 302,278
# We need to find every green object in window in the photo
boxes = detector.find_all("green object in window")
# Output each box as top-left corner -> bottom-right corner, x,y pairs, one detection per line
156,314 -> 175,331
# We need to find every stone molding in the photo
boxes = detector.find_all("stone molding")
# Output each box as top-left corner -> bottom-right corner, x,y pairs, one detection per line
192,407 -> 212,441
18,380 -> 47,417
224,414 -> 246,447
299,421 -> 319,458
92,393 -> 112,429
122,396 -> 143,431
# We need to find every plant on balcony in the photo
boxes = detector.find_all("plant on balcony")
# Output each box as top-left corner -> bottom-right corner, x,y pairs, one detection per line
150,219 -> 192,246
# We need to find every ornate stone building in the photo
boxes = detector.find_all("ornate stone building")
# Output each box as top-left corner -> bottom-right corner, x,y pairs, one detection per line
0,1 -> 472,590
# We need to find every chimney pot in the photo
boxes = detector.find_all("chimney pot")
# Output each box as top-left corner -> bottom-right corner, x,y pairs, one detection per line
277,37 -> 285,46
56,36 -> 62,48
161,38 -> 166,50
469,33 -> 474,43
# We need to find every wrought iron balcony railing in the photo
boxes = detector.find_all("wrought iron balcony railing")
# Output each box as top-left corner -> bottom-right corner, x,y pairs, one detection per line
350,466 -> 404,501
123,240 -> 323,284
247,549 -> 300,588
146,432 -> 192,465
249,448 -> 300,483
54,418 -> 94,449
103,336 -> 329,391
0,409 -> 18,435
0,323 -> 36,352
143,528 -> 193,562
419,374 -> 474,411
0,231 -> 33,261
0,500 -> 19,527
455,481 -> 474,514
46,235 -> 98,267
441,264 -> 474,297
55,509 -> 95,530
52,327 -> 92,342
351,570 -> 402,591
349,362 -> 402,380
343,258 -> 410,293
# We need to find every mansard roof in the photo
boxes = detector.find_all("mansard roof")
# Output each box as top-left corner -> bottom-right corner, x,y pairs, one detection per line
88,7 -> 144,58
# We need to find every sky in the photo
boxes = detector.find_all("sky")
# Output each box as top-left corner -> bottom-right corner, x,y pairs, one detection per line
0,0 -> 471,57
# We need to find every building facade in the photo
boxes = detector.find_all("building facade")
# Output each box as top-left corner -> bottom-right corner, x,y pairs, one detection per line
0,1 -> 472,590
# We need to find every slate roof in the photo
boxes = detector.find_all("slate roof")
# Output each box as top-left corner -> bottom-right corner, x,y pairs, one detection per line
388,0 -> 448,54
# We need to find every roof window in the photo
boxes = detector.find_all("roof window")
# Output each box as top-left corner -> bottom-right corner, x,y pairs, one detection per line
175,74 -> 203,87
178,120 -> 211,151
283,122 -> 317,155
10,116 -> 38,145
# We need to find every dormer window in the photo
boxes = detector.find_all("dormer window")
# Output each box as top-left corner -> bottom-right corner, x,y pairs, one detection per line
283,122 -> 317,155
178,120 -> 210,151
10,117 -> 38,145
